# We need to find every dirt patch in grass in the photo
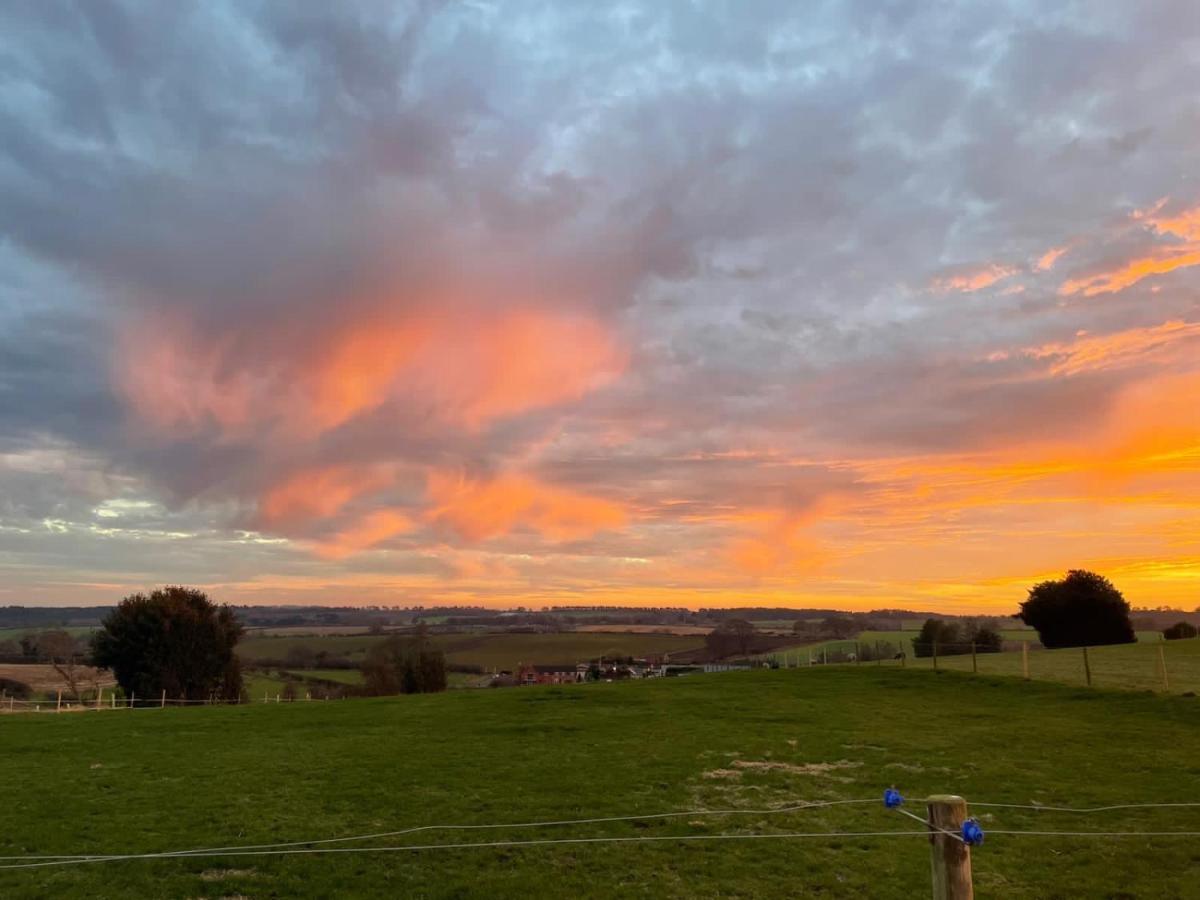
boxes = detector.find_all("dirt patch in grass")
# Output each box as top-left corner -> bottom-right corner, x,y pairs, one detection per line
198,869 -> 257,881
703,759 -> 862,779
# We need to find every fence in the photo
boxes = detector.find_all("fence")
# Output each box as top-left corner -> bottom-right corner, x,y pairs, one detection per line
766,635 -> 1200,695
3,788 -> 1197,899
0,688 -> 344,714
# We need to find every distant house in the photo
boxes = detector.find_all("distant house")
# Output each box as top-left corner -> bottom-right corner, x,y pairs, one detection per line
516,663 -> 581,685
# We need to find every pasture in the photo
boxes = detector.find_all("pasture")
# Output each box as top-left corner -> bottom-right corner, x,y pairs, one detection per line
767,636 -> 1200,695
3,667 -> 1199,898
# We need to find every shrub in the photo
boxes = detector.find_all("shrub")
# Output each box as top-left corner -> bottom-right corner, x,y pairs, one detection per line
1163,621 -> 1198,641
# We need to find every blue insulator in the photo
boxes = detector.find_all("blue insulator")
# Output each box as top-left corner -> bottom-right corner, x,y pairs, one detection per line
961,818 -> 985,846
883,788 -> 903,808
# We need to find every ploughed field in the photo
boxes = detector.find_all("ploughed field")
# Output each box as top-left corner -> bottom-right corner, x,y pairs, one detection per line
3,668 -> 1200,898
237,630 -> 706,670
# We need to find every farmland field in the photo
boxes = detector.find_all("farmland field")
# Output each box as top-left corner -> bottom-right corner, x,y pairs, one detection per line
0,626 -> 96,642
237,631 -> 705,671
0,664 -> 115,700
3,667 -> 1200,898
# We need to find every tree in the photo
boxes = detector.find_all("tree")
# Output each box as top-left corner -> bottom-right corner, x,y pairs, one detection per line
1163,621 -> 1198,641
1017,570 -> 1135,649
362,628 -> 447,695
912,619 -> 962,658
820,615 -> 857,639
968,626 -> 1003,654
91,586 -> 243,702
705,618 -> 757,658
34,630 -> 94,700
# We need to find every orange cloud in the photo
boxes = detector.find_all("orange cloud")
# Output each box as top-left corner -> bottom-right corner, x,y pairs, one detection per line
1060,200 -> 1200,296
1035,246 -> 1067,271
308,509 -> 414,559
1025,320 -> 1200,376
114,317 -> 259,435
427,470 -> 626,542
1059,249 -> 1200,297
723,498 -> 840,576
932,264 -> 1017,293
427,312 -> 626,427
117,306 -> 625,439
259,465 -> 395,528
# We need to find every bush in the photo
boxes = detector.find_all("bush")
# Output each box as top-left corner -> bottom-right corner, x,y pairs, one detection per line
1017,570 -> 1136,649
0,677 -> 31,699
1163,621 -> 1198,641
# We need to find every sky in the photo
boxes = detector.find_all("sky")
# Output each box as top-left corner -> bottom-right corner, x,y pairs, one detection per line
1,1 -> 1198,613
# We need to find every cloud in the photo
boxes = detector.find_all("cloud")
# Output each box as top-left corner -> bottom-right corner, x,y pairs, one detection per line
309,510 -> 415,560
1035,246 -> 1068,271
426,470 -> 626,543
1059,201 -> 1200,296
1025,320 -> 1200,376
2,1 -> 1200,610
932,264 -> 1018,293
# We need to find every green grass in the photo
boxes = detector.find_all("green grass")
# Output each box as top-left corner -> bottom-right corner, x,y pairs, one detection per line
903,635 -> 1200,692
3,668 -> 1200,897
242,671 -> 293,700
237,631 -> 704,671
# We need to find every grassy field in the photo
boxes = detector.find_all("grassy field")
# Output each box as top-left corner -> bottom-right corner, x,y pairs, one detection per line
3,667 -> 1200,898
903,634 -> 1200,692
237,631 -> 705,671
769,636 -> 1200,695
765,628 -> 1164,664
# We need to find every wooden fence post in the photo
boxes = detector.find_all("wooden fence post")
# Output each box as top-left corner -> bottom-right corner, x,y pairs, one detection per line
130,692 -> 135,708
876,641 -> 882,666
56,690 -> 62,712
96,689 -> 102,710
111,691 -> 116,709
1021,641 -> 1029,680
1082,646 -> 1092,687
932,641 -> 939,672
854,641 -> 860,665
160,689 -> 166,709
1158,644 -> 1169,692
928,795 -> 973,900
971,642 -> 977,674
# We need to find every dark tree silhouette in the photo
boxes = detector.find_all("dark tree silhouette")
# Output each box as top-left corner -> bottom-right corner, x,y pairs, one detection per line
1017,570 -> 1135,649
704,618 -> 757,658
362,627 -> 447,695
969,626 -> 1003,653
1163,621 -> 1198,641
912,618 -> 961,657
91,587 -> 243,702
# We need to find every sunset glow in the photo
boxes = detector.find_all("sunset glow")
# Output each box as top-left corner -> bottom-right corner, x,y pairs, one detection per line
2,3 -> 1198,614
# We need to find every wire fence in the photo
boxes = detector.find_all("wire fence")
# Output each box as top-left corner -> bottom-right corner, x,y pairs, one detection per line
765,635 -> 1200,694
0,691 -> 343,714
2,787 -> 1197,899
